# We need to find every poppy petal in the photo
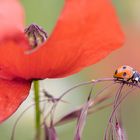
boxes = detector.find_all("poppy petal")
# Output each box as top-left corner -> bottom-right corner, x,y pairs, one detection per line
0,0 -> 124,80
25,0 -> 124,79
0,0 -> 24,40
0,79 -> 31,122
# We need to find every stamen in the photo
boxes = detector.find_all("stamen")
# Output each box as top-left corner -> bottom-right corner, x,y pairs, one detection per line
24,24 -> 48,48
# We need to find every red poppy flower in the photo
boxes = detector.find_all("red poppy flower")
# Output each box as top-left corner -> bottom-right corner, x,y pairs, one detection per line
0,0 -> 124,122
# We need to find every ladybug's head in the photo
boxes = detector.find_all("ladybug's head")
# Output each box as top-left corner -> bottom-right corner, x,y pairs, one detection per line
113,65 -> 134,81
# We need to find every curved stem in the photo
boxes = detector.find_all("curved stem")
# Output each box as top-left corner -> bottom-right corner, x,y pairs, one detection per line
33,80 -> 41,140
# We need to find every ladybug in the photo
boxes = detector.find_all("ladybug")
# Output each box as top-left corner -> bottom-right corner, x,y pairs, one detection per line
113,65 -> 140,83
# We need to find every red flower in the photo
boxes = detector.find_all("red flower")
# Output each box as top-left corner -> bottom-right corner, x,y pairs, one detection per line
0,0 -> 124,122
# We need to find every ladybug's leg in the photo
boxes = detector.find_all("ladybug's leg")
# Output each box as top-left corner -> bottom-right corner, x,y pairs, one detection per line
134,80 -> 138,85
115,78 -> 122,83
126,78 -> 131,86
131,79 -> 138,86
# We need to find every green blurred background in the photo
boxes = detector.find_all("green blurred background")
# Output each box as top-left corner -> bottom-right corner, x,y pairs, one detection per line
1,0 -> 140,140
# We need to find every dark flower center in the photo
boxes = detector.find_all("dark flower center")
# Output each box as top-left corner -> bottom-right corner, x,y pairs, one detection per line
24,24 -> 48,48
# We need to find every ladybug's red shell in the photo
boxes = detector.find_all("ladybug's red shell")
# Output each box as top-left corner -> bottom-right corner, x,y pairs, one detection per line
113,65 -> 135,81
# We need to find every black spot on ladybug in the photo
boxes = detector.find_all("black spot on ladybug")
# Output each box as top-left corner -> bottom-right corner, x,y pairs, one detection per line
122,66 -> 126,69
123,72 -> 127,77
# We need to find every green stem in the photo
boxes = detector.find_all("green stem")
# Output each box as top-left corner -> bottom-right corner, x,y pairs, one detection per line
33,80 -> 41,140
